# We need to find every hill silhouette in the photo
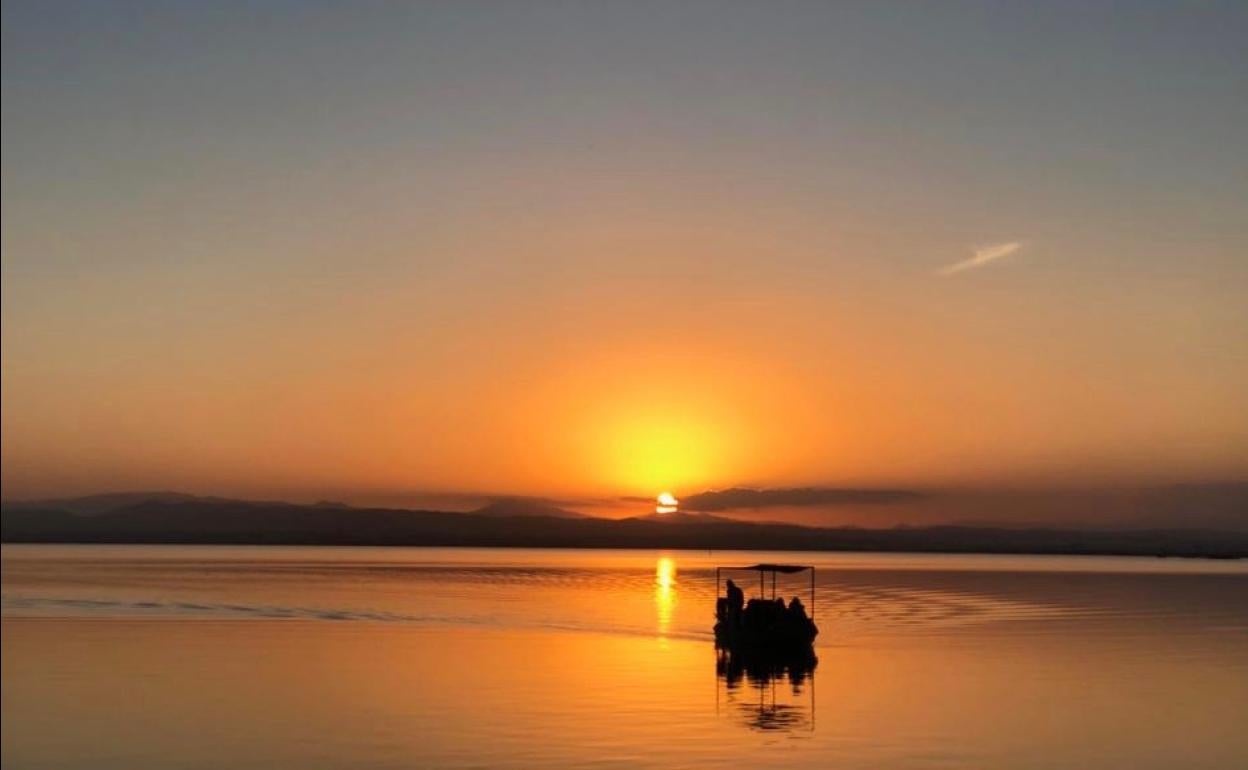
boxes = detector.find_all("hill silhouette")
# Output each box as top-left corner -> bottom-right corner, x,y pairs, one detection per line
471,498 -> 586,519
1,491 -> 257,516
2,496 -> 1244,558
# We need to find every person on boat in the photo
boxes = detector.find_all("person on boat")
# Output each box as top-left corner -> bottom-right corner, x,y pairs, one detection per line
725,579 -> 744,619
788,596 -> 808,622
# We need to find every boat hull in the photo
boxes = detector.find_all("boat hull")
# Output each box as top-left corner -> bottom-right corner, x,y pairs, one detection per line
714,618 -> 818,652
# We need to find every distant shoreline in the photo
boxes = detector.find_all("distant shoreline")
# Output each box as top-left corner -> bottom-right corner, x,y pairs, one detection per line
1,539 -> 1244,562
4,498 -> 1245,560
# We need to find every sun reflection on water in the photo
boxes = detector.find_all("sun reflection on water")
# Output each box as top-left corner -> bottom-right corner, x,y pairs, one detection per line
654,557 -> 677,636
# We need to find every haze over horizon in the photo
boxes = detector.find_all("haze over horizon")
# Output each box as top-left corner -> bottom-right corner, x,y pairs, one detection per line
4,2 -> 1246,524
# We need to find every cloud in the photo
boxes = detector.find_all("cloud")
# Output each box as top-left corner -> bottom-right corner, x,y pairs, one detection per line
938,241 -> 1023,275
680,486 -> 924,512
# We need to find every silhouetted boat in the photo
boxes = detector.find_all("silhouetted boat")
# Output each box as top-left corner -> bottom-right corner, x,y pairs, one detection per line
714,564 -> 818,652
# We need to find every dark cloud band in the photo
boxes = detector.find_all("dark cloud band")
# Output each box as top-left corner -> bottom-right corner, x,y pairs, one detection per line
680,486 -> 923,511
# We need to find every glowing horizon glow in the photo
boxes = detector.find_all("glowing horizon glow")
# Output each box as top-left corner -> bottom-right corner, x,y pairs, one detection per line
2,3 -> 1246,508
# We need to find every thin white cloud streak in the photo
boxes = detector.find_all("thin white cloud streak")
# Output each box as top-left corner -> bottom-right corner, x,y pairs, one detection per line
938,241 -> 1023,275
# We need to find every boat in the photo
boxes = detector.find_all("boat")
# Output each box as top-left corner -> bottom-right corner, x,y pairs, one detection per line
714,563 -> 818,652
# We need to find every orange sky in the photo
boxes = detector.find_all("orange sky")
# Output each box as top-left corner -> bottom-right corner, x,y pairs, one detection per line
3,3 -> 1246,507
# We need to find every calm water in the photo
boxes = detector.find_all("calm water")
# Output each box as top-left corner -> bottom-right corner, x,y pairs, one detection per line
3,545 -> 1247,769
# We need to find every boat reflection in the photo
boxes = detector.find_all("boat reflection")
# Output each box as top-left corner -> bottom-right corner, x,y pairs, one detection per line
715,647 -> 817,732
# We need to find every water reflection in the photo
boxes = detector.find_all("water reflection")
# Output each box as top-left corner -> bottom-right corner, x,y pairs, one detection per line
716,647 -> 817,733
4,547 -> 1248,768
654,557 -> 677,635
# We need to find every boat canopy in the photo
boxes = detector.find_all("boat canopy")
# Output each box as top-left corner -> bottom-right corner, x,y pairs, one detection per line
731,564 -> 811,574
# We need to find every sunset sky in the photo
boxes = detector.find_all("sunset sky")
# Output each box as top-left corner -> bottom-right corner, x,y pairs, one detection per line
3,2 -> 1246,515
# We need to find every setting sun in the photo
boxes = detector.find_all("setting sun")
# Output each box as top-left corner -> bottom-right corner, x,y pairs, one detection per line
656,492 -> 679,514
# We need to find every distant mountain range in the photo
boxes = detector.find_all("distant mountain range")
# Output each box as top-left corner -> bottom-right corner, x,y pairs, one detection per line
2,492 -> 1244,558
469,498 -> 586,519
3,491 -> 252,516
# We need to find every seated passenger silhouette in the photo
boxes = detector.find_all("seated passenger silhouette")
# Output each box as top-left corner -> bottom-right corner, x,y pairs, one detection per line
725,579 -> 745,621
788,596 -> 808,622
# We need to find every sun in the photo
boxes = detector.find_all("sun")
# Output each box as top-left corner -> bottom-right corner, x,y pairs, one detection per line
655,491 -> 679,514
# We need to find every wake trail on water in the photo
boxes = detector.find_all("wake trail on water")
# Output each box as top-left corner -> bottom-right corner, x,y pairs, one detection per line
0,594 -> 715,643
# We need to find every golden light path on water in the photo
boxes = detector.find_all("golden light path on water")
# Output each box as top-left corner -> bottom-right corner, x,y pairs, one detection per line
654,557 -> 677,638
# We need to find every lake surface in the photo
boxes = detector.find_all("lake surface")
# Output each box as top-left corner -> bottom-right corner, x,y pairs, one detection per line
3,545 -> 1247,769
